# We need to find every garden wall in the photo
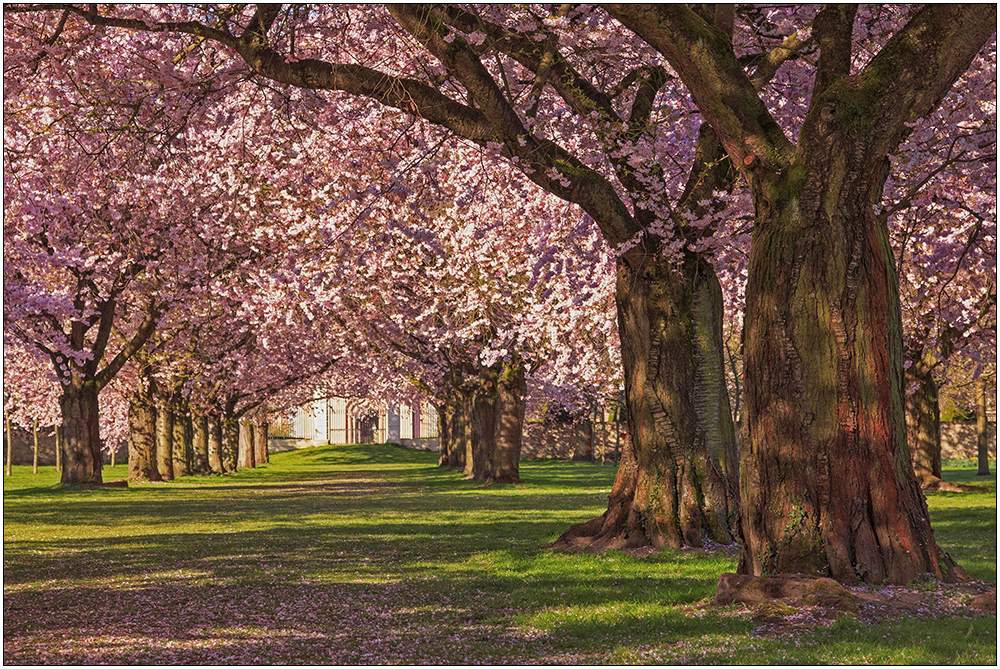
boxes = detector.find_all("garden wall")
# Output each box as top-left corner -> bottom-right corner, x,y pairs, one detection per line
4,421 -> 995,466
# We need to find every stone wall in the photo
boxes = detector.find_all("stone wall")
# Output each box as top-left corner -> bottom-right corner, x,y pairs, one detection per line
6,420 -> 993,466
940,421 -> 997,459
393,421 -> 628,461
1,427 -> 125,466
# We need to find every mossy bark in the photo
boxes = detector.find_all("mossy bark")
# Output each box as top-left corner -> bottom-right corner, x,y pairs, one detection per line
555,255 -> 738,549
738,122 -> 966,584
438,371 -> 474,473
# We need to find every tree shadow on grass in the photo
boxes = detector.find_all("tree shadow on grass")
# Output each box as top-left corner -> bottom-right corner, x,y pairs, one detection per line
3,553 -> 731,665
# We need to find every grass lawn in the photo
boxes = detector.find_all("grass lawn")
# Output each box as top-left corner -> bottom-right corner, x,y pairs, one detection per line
3,445 -> 996,665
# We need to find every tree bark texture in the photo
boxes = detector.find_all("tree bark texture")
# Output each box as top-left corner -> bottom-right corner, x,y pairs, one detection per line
438,369 -> 474,472
55,423 -> 62,472
191,413 -> 210,474
738,130 -> 966,584
172,410 -> 191,477
253,421 -> 269,466
59,382 -> 103,485
977,378 -> 992,476
467,360 -> 527,483
32,419 -> 39,474
469,359 -> 526,484
4,413 -> 11,476
208,414 -> 224,474
155,400 -> 174,480
127,389 -> 160,482
221,418 -> 238,473
436,402 -> 451,468
556,256 -> 739,550
905,365 -> 942,486
237,419 -> 255,469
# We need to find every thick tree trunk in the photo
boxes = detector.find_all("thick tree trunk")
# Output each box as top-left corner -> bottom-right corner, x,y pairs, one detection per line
491,359 -> 526,483
221,417 -> 238,473
237,419 -> 255,469
55,424 -> 62,472
59,382 -> 103,485
207,414 -> 224,474
738,147 -> 966,584
155,400 -> 174,480
254,421 -> 269,466
127,390 -> 160,482
438,370 -> 474,472
556,255 -> 738,550
172,409 -> 191,477
977,378 -> 991,476
191,413 -> 210,474
467,359 -> 526,484
905,365 -> 942,486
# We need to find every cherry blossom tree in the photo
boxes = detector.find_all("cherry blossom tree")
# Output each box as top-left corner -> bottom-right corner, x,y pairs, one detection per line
889,47 -> 997,487
609,4 -> 993,583
7,5 -> 995,586
3,11 -> 248,484
36,2 -> 749,547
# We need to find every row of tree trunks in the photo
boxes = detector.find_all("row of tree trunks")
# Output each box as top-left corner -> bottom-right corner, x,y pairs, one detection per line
126,382 -> 266,482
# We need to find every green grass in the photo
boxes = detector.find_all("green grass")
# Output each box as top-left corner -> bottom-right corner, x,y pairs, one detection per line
3,446 -> 996,664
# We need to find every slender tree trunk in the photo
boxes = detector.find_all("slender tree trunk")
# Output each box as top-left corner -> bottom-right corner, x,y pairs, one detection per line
556,255 -> 738,549
155,400 -> 174,480
55,424 -> 62,472
254,421 -> 269,465
128,390 -> 160,482
171,409 -> 191,478
237,419 -> 255,469
32,418 -> 39,474
905,364 -> 942,486
456,388 -> 474,474
4,412 -> 11,476
208,414 -> 224,474
738,143 -> 966,584
437,401 -> 451,467
221,416 -> 238,473
59,381 -> 103,485
192,413 -> 210,474
977,377 -> 992,476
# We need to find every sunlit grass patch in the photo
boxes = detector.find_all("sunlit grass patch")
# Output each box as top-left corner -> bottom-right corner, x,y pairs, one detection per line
4,442 -> 995,665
